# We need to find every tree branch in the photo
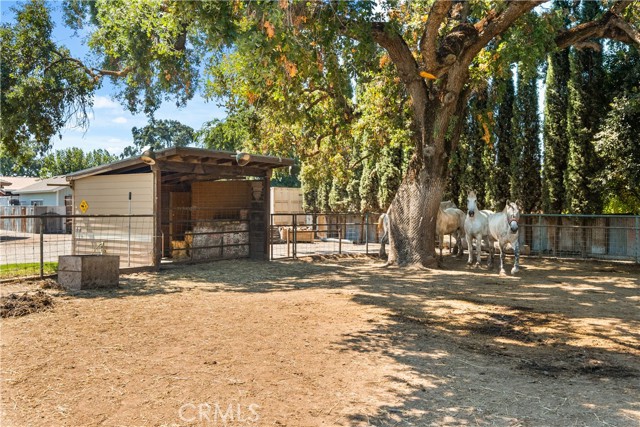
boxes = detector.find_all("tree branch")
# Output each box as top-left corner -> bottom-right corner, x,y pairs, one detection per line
556,6 -> 640,49
419,0 -> 452,73
462,1 -> 545,66
49,51 -> 131,82
370,22 -> 428,123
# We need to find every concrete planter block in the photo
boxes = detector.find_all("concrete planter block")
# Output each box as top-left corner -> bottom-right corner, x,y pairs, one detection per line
58,255 -> 120,290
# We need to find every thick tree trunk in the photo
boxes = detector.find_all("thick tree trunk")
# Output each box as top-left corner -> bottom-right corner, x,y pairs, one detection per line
385,75 -> 467,267
387,168 -> 445,267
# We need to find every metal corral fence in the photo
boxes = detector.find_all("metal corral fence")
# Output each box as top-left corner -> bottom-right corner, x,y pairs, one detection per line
3,212 -> 638,279
1,214 -> 154,279
519,214 -> 640,262
270,213 -> 384,259
270,212 -> 640,263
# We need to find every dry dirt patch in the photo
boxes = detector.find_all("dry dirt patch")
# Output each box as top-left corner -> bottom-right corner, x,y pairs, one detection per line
1,257 -> 639,426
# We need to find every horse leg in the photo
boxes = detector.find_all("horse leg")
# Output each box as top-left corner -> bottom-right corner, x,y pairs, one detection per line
499,243 -> 507,276
451,233 -> 458,255
474,233 -> 481,268
487,236 -> 494,268
511,240 -> 520,275
438,232 -> 444,261
458,229 -> 464,258
466,233 -> 474,266
379,229 -> 388,258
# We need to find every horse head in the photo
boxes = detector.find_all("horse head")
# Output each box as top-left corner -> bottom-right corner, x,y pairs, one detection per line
504,201 -> 520,233
467,190 -> 478,217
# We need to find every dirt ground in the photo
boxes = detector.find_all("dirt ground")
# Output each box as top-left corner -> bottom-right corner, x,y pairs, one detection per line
1,255 -> 639,427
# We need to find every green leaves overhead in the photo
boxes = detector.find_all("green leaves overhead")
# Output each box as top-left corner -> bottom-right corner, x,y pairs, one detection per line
1,0 -> 97,156
121,119 -> 196,159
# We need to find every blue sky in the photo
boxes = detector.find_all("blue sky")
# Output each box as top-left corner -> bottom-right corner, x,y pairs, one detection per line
1,1 -> 227,156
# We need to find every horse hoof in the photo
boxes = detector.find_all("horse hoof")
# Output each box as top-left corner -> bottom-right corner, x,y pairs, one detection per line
511,267 -> 519,275
499,269 -> 507,276
474,263 -> 480,269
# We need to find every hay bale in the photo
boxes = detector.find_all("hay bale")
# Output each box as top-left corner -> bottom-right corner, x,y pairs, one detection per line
171,240 -> 190,260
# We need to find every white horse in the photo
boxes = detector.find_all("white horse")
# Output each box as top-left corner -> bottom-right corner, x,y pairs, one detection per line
378,201 -> 462,259
488,201 -> 521,275
464,190 -> 492,268
377,211 -> 390,258
436,204 -> 466,259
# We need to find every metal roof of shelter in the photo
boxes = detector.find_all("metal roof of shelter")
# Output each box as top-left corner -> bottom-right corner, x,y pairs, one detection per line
66,147 -> 294,183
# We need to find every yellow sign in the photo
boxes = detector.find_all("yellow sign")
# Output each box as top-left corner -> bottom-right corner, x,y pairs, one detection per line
79,199 -> 89,213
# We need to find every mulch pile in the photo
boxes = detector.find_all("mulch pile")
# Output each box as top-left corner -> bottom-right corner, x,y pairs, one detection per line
0,290 -> 54,318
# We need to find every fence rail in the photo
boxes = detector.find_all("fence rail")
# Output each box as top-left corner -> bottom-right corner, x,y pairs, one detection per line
1,214 -> 155,280
270,212 -> 640,263
1,210 -> 253,280
2,212 -> 638,280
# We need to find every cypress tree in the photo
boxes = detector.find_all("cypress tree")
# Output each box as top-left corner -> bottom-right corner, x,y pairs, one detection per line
359,154 -> 380,212
512,65 -> 542,213
445,124 -> 467,208
490,75 -> 516,211
376,145 -> 404,210
564,1 -> 606,214
565,47 -> 604,214
328,175 -> 349,212
459,94 -> 490,208
541,0 -> 572,213
541,50 -> 570,213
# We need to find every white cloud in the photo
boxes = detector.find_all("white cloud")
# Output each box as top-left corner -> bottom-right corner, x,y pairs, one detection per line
112,117 -> 128,124
93,96 -> 120,110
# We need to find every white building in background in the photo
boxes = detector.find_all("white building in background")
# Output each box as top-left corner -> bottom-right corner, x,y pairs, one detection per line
13,177 -> 72,207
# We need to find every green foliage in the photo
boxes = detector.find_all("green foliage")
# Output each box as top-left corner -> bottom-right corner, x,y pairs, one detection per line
512,65 -> 541,213
563,0 -> 608,214
198,111 -> 254,152
40,147 -> 117,177
458,94 -> 491,209
489,75 -> 516,211
3,0 -> 638,222
594,94 -> 640,213
541,50 -> 570,213
122,119 -> 195,158
0,142 -> 42,176
359,154 -> 380,212
1,0 -> 97,157
564,46 -> 605,214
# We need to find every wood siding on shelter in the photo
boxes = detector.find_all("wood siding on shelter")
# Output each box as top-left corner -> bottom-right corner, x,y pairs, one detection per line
72,173 -> 154,215
72,173 -> 154,267
191,181 -> 252,220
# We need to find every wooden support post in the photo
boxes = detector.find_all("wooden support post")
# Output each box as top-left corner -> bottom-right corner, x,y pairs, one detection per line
152,166 -> 162,269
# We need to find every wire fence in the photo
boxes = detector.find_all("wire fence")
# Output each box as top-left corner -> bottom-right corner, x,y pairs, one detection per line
2,212 -> 638,280
1,214 -> 154,280
270,212 -> 640,263
519,214 -> 640,262
270,213 -> 384,259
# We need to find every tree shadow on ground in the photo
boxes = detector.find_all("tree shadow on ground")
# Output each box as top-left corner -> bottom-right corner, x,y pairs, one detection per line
144,255 -> 640,426
39,255 -> 640,425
